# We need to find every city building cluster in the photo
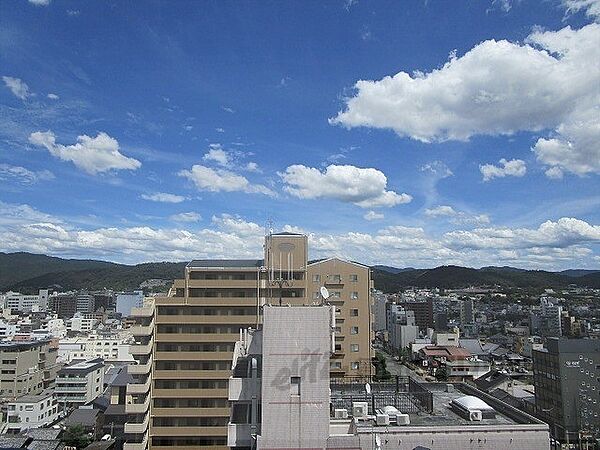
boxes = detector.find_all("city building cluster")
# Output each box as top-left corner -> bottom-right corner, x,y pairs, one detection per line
0,232 -> 598,450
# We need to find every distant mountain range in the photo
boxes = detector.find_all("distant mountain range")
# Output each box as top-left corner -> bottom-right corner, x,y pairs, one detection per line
1,252 -> 599,293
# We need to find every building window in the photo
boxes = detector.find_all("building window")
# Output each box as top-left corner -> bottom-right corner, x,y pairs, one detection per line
312,292 -> 319,300
350,292 -> 359,300
350,274 -> 358,282
351,326 -> 359,335
290,377 -> 301,396
312,274 -> 320,282
350,309 -> 359,317
351,344 -> 359,352
331,361 -> 342,369
351,362 -> 360,370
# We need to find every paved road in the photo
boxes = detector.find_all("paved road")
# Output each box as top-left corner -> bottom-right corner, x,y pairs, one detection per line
378,349 -> 422,380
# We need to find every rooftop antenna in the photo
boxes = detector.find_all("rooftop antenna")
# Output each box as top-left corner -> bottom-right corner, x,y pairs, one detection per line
320,286 -> 330,305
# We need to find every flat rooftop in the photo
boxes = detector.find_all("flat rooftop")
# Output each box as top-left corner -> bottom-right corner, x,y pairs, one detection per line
331,380 -> 544,429
187,259 -> 263,268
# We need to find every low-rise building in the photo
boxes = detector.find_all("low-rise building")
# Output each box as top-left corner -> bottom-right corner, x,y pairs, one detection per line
6,389 -> 59,432
55,358 -> 104,407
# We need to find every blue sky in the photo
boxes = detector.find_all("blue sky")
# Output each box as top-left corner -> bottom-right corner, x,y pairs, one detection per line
1,0 -> 599,269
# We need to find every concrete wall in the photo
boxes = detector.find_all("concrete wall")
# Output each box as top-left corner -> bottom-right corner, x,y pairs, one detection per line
258,306 -> 332,449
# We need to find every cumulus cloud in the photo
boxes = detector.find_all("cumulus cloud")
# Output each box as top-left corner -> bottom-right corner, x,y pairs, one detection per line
203,144 -> 231,167
0,164 -> 54,184
480,158 -> 527,181
141,193 -> 185,203
280,164 -> 412,208
364,211 -> 384,221
444,217 -> 600,250
28,131 -> 141,174
28,0 -> 50,4
425,205 -> 490,225
2,76 -> 31,100
330,23 -> 600,176
170,212 -> 202,222
47,93 -> 59,100
179,165 -> 275,196
420,161 -> 454,178
0,201 -> 598,269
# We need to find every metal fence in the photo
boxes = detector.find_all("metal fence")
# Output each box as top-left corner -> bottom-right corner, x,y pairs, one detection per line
330,375 -> 433,415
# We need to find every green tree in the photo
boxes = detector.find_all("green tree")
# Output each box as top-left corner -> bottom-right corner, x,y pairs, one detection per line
62,424 -> 92,449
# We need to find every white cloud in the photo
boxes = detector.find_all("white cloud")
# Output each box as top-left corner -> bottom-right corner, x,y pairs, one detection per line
216,128 -> 225,133
330,23 -> 600,176
28,131 -> 141,174
425,205 -> 457,217
480,158 -> 527,181
444,217 -> 600,250
170,212 -> 202,222
28,0 -> 50,5
0,164 -> 54,184
561,0 -> 600,20
545,166 -> 564,179
47,93 -> 59,100
179,165 -> 275,196
425,205 -> 490,225
2,76 -> 31,100
0,201 -> 598,269
203,144 -> 231,167
245,162 -> 261,173
420,161 -> 453,178
141,193 -> 185,203
364,211 -> 384,221
280,164 -> 411,208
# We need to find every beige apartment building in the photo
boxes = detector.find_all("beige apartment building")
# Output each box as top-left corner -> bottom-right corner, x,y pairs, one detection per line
0,340 -> 58,400
124,232 -> 373,450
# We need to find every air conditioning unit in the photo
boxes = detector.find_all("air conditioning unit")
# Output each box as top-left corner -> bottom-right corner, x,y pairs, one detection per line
396,413 -> 410,425
382,405 -> 401,422
469,410 -> 483,421
352,401 -> 369,418
334,408 -> 348,419
375,413 -> 390,426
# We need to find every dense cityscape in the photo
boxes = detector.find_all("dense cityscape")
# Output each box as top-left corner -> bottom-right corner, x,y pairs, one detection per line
0,232 -> 598,449
2,0 -> 600,449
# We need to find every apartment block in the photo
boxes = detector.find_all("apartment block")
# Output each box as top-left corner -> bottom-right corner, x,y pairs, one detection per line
6,388 -> 59,432
124,300 -> 154,450
0,340 -> 58,399
128,232 -> 373,450
55,358 -> 104,407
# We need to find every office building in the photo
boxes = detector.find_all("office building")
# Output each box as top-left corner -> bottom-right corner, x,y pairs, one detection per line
6,388 -> 59,432
372,290 -> 387,332
117,291 -> 144,317
49,293 -> 77,319
76,293 -> 96,314
533,338 -> 600,444
55,358 -> 104,407
387,304 -> 418,350
2,290 -> 48,313
393,297 -> 434,331
0,340 -> 58,399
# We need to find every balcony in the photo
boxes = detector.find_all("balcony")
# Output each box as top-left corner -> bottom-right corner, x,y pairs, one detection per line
127,376 -> 151,394
130,305 -> 153,318
227,423 -> 253,447
228,377 -> 260,401
55,385 -> 87,393
125,394 -> 150,414
130,338 -> 153,355
122,433 -> 148,450
130,320 -> 154,337
128,357 -> 152,375
124,413 -> 149,434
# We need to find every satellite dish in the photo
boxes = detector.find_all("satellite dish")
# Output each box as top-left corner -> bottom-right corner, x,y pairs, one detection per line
320,286 -> 330,300
365,383 -> 371,395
